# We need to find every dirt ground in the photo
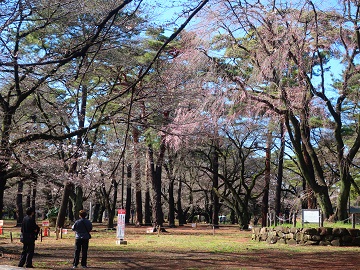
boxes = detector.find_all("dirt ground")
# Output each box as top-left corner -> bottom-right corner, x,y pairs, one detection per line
1,224 -> 360,270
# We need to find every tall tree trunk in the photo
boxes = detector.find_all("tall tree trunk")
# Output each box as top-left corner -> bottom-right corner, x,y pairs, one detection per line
286,114 -> 334,218
31,179 -> 37,210
300,178 -> 307,209
177,179 -> 186,226
147,124 -> 167,230
97,205 -> 105,223
0,178 -> 6,219
307,185 -> 317,209
238,202 -> 251,229
211,147 -> 220,228
144,188 -> 152,225
144,150 -> 152,225
26,182 -> 31,208
147,141 -> 166,229
42,187 -> 53,220
230,209 -> 236,224
16,180 -> 24,226
302,147 -> 318,209
56,182 -> 74,228
57,158 -> 78,227
152,163 -> 164,228
0,110 -> 13,218
100,182 -> 112,227
275,120 -> 285,225
92,199 -> 101,223
72,185 -> 83,220
121,159 -> 125,209
164,153 -> 176,228
68,200 -> 74,222
337,163 -> 351,221
63,84 -> 87,223
168,178 -> 175,227
261,130 -> 272,227
106,178 -> 118,229
125,164 -> 132,224
107,209 -> 115,228
70,84 -> 88,220
133,127 -> 143,225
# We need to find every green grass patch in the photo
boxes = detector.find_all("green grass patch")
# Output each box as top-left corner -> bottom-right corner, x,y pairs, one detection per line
2,221 -> 360,256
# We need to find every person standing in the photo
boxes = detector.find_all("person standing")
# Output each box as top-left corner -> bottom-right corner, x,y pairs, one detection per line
18,207 -> 40,268
72,210 -> 92,269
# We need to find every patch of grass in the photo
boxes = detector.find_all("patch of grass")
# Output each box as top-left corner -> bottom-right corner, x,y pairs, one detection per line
83,226 -> 360,255
3,222 -> 360,257
2,224 -> 360,270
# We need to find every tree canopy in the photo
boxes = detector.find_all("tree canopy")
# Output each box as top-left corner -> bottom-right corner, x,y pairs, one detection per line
1,0 -> 360,228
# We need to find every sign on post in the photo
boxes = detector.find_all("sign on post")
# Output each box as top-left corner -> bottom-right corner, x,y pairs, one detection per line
350,207 -> 360,214
350,207 -> 360,229
302,209 -> 322,227
41,220 -> 50,237
116,209 -> 127,244
42,220 -> 50,227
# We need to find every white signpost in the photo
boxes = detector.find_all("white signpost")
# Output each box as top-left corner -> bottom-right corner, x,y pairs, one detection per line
42,220 -> 49,227
302,209 -> 322,227
116,209 -> 127,245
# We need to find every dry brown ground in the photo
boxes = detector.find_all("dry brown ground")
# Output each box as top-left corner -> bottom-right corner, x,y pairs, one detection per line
1,224 -> 360,270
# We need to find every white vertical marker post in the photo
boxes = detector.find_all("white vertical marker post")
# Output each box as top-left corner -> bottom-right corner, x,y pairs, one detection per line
116,209 -> 127,245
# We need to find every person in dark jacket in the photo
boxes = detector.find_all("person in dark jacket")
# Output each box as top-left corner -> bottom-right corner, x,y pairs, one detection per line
18,207 -> 40,268
72,210 -> 92,268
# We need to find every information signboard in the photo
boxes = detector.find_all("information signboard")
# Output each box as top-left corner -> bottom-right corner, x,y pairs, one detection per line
349,207 -> 360,214
302,209 -> 321,227
42,220 -> 50,227
117,209 -> 126,240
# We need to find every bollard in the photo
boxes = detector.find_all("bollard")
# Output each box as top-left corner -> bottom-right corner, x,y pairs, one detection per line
44,227 -> 49,237
352,213 -> 356,229
41,220 -> 50,239
0,226 -> 3,235
10,232 -> 13,243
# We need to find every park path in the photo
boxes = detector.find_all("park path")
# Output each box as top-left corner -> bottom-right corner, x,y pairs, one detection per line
0,266 -> 22,270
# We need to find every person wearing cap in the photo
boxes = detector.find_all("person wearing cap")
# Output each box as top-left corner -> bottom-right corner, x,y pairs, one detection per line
72,210 -> 92,268
18,207 -> 40,268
